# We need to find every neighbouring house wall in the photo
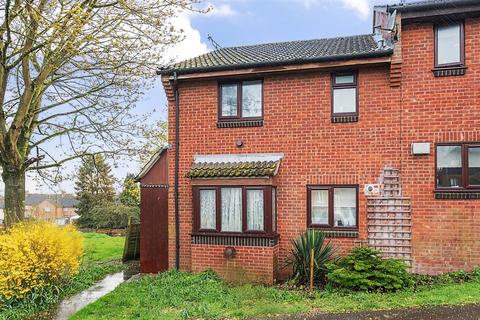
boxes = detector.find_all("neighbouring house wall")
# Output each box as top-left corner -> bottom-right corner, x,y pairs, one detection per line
62,208 -> 77,218
166,64 -> 402,282
163,16 -> 480,282
29,200 -> 76,223
32,200 -> 61,221
400,18 -> 480,274
25,206 -> 33,218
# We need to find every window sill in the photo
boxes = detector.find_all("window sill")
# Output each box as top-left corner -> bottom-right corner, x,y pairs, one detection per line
309,228 -> 359,238
191,233 -> 279,247
331,115 -> 359,123
434,190 -> 480,199
432,66 -> 467,77
217,119 -> 263,128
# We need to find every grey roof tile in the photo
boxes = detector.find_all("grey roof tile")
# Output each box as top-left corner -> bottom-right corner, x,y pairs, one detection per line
160,34 -> 393,75
24,194 -> 79,207
387,0 -> 479,12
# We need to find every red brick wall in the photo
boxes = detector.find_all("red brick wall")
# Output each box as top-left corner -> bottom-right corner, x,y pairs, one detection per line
166,65 -> 401,280
191,244 -> 277,284
400,18 -> 480,274
164,16 -> 480,280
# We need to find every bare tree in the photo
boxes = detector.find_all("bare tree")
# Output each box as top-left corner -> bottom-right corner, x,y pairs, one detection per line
0,0 -> 198,227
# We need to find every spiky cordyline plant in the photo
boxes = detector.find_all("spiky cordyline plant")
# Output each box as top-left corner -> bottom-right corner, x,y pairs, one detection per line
285,230 -> 336,286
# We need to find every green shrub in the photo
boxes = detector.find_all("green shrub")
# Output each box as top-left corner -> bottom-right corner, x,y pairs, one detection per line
325,247 -> 413,292
285,230 -> 336,286
90,203 -> 139,229
412,267 -> 480,287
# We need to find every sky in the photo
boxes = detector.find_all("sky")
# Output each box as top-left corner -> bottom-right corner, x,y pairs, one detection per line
20,0 -> 400,195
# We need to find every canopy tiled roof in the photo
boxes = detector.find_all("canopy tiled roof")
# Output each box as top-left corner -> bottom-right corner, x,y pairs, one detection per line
160,34 -> 392,75
187,154 -> 283,179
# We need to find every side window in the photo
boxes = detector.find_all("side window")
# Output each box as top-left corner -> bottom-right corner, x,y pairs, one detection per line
435,23 -> 464,68
271,188 -> 277,232
331,72 -> 358,122
241,81 -> 262,118
468,146 -> 480,187
219,80 -> 263,122
246,189 -> 264,231
436,145 -> 462,188
199,189 -> 217,230
310,189 -> 329,225
307,185 -> 358,229
220,84 -> 238,117
333,188 -> 357,227
436,143 -> 480,190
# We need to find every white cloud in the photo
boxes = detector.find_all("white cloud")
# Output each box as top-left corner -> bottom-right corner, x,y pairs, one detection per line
340,0 -> 370,19
205,3 -> 237,17
163,13 -> 210,64
160,4 -> 239,64
162,3 -> 239,64
301,0 -> 319,8
299,0 -> 372,20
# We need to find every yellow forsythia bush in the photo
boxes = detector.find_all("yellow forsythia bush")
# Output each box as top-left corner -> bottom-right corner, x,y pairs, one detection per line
0,222 -> 83,301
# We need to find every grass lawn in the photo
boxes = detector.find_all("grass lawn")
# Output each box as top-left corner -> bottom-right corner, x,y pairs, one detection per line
71,270 -> 480,320
0,232 -> 126,320
83,232 -> 126,262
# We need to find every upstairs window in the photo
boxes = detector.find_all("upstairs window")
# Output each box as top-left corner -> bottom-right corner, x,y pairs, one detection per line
193,186 -> 276,235
307,185 -> 358,229
219,80 -> 263,121
436,143 -> 480,190
435,23 -> 464,68
331,72 -> 358,121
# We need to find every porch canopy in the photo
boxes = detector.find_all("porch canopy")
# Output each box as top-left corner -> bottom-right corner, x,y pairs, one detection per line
187,153 -> 283,179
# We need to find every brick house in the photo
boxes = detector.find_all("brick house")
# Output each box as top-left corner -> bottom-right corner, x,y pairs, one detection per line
24,194 -> 79,225
0,194 -> 78,226
139,0 -> 480,283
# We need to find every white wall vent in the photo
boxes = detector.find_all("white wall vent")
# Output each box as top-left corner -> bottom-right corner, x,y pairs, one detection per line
411,142 -> 431,155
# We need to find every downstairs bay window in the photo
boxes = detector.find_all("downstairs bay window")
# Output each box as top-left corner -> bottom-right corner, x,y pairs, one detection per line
193,186 -> 277,235
307,185 -> 358,230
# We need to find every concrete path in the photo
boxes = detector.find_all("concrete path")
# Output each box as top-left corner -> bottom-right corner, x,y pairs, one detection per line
267,304 -> 480,320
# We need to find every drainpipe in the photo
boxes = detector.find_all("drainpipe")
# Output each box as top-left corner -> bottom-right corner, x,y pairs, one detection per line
173,72 -> 180,270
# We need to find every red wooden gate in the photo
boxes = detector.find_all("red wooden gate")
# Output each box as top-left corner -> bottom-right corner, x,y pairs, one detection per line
140,187 -> 168,273
137,147 -> 169,273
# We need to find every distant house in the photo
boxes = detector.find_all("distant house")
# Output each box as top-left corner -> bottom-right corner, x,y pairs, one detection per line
0,194 -> 79,226
25,194 -> 79,225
